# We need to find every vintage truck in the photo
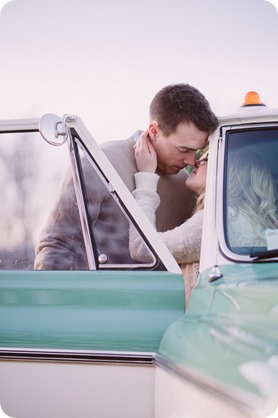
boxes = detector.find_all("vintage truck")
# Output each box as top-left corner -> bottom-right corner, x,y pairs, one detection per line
0,92 -> 277,418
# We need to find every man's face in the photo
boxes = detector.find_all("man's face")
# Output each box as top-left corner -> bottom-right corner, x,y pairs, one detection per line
150,121 -> 208,174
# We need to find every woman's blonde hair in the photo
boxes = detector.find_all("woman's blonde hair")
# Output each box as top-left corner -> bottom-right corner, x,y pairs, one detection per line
196,188 -> 206,211
194,147 -> 208,212
227,149 -> 278,229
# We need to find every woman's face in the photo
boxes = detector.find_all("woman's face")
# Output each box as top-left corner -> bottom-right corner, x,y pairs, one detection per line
185,157 -> 208,193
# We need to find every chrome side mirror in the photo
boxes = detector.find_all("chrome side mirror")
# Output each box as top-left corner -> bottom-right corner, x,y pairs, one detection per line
39,113 -> 69,146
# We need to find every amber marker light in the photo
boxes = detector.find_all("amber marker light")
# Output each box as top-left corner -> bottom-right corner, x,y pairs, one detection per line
241,91 -> 266,107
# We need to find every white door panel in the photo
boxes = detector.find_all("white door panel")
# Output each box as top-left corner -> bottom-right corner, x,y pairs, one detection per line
0,361 -> 154,418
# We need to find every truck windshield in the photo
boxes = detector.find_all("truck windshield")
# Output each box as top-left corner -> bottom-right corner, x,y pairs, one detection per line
223,127 -> 278,257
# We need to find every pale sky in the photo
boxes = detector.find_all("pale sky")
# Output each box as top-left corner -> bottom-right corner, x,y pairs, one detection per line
0,0 -> 278,143
0,3 -> 278,418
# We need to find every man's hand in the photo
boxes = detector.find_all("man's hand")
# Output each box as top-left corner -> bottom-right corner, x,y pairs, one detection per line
134,131 -> 157,173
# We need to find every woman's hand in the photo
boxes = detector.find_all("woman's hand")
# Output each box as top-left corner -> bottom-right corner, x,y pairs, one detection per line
134,130 -> 157,173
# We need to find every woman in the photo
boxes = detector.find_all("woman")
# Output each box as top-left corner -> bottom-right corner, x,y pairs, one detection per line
227,149 -> 278,248
129,131 -> 208,307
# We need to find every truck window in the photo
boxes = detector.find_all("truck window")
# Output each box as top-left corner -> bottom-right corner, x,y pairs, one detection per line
224,128 -> 278,256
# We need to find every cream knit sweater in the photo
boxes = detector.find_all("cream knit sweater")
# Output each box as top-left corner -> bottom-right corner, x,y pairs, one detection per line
129,172 -> 203,307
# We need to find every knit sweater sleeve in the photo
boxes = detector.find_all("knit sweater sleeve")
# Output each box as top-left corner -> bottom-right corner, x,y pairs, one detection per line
159,209 -> 203,264
129,172 -> 203,264
129,172 -> 160,262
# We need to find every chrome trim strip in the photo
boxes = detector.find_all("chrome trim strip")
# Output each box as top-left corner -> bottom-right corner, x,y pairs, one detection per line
0,119 -> 39,131
0,348 -> 155,365
67,130 -> 158,271
72,134 -> 158,271
154,354 -> 262,414
98,263 -> 158,269
67,133 -> 97,270
65,116 -> 181,274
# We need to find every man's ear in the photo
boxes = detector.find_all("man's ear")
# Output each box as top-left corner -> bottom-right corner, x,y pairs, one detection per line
148,121 -> 159,141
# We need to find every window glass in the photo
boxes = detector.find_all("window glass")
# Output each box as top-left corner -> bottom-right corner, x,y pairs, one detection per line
224,128 -> 278,256
0,131 -> 70,270
77,139 -> 157,269
0,129 -> 158,271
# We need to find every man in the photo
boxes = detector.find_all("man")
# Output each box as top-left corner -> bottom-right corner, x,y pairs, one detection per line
34,84 -> 218,269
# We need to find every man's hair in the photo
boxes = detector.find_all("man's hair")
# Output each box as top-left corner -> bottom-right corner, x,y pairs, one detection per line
150,83 -> 218,136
